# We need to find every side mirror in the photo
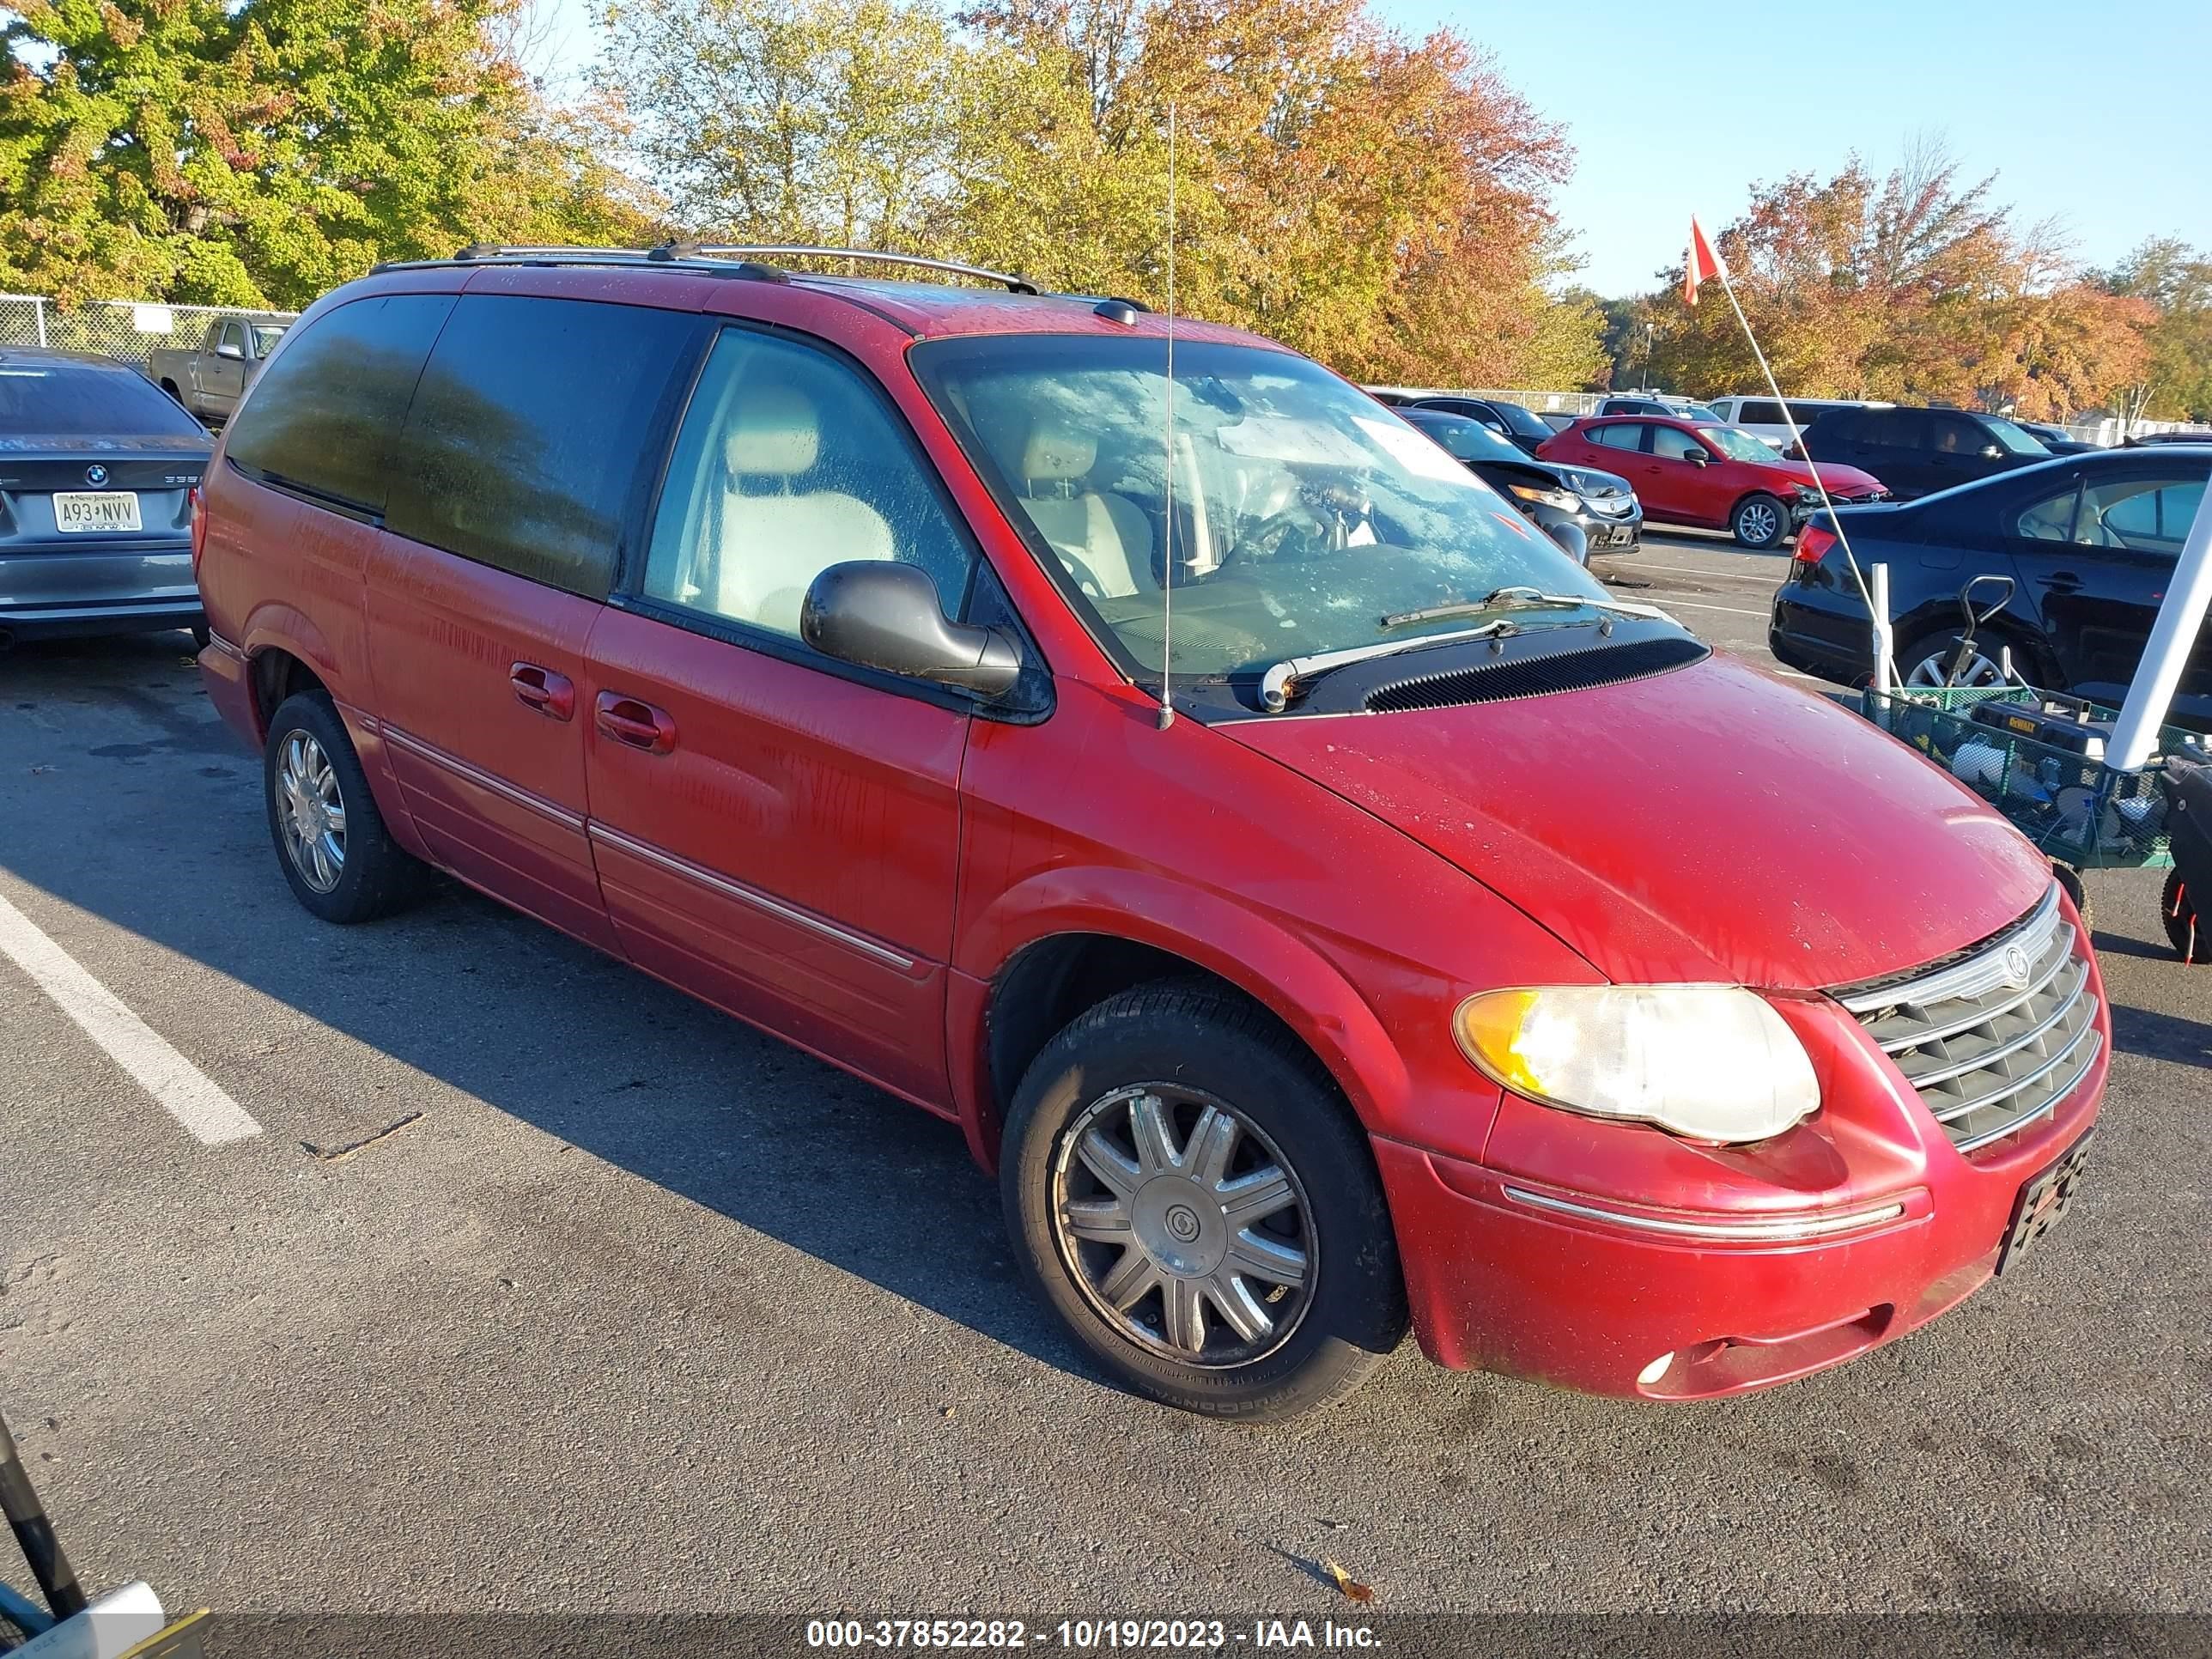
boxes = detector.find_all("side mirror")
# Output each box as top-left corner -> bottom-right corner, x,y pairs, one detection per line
801,562 -> 1021,697
1548,521 -> 1590,563
1978,444 -> 2003,460
1680,449 -> 1709,465
215,341 -> 245,362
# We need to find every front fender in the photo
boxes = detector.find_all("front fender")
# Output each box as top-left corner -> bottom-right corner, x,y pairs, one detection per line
954,865 -> 1413,1142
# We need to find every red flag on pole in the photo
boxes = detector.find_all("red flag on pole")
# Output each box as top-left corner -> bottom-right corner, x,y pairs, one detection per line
1684,217 -> 1726,307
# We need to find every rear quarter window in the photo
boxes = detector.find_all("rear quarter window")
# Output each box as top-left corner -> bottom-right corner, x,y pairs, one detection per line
384,295 -> 699,599
224,294 -> 458,513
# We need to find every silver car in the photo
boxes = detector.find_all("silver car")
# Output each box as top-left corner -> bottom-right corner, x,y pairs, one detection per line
0,349 -> 212,650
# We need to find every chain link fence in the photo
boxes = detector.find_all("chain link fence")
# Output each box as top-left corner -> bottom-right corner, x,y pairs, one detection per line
0,294 -> 297,366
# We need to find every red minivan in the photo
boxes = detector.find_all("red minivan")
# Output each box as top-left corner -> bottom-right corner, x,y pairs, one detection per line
1540,413 -> 1888,549
195,250 -> 2106,1420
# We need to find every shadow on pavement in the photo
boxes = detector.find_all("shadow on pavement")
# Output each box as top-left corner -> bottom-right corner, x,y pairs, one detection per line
0,636 -> 1085,1382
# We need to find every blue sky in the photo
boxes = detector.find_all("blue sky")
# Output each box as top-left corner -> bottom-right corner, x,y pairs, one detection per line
538,0 -> 2210,298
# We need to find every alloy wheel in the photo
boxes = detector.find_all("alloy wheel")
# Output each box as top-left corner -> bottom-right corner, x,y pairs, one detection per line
1905,647 -> 2006,690
1738,501 -> 1779,544
1050,1084 -> 1316,1369
276,729 -> 347,893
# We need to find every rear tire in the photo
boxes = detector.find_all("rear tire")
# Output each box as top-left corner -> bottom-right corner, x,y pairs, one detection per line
1000,982 -> 1407,1422
1732,492 -> 1788,550
2164,870 -> 2205,963
264,690 -> 429,924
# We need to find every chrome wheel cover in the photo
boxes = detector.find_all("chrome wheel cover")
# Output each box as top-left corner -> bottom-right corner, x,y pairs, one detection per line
276,730 -> 347,893
1050,1084 -> 1316,1369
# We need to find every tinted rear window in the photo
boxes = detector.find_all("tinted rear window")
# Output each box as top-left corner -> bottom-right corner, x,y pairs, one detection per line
224,294 -> 457,513
0,359 -> 208,438
385,295 -> 697,599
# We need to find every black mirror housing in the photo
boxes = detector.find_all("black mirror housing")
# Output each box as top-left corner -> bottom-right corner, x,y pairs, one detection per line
801,562 -> 1022,697
1547,521 -> 1590,563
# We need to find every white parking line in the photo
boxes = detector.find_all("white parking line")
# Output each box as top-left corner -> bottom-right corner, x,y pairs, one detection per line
1630,596 -> 1771,618
0,889 -> 260,1146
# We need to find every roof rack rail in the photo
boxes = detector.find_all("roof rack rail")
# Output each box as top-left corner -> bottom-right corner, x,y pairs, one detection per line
653,244 -> 1042,295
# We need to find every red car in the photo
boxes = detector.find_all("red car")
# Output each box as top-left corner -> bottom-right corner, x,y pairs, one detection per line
194,249 -> 2105,1421
1540,413 -> 1887,549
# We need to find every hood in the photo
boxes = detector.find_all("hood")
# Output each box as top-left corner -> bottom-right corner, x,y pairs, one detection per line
1764,456 -> 1882,495
1219,652 -> 2051,990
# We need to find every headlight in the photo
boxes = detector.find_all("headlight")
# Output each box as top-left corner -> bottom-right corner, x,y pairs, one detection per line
1793,484 -> 1822,502
1453,985 -> 1820,1143
1508,483 -> 1580,511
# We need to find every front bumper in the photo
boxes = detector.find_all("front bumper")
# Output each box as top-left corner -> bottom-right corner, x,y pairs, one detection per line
1532,500 -> 1643,557
1374,941 -> 2108,1400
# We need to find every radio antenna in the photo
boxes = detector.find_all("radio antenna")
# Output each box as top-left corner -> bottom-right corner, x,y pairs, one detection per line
1156,102 -> 1177,732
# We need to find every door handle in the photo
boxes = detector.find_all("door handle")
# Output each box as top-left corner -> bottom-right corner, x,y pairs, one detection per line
2044,571 -> 2083,594
509,661 -> 575,721
594,691 -> 678,755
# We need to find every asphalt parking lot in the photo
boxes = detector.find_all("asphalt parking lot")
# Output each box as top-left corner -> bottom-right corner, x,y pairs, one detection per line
3,530 -> 2209,1634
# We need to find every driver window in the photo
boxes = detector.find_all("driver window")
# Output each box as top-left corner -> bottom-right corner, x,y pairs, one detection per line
220,322 -> 246,355
641,330 -> 977,640
1651,426 -> 1706,461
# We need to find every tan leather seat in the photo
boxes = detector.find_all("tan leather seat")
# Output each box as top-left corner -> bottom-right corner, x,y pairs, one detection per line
1015,422 -> 1156,600
700,384 -> 894,635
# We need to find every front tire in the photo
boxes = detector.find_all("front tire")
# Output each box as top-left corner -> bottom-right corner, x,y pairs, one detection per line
264,690 -> 429,923
1732,492 -> 1788,550
1001,983 -> 1407,1422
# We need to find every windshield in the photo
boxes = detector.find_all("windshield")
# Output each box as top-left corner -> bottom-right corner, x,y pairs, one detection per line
1406,411 -> 1528,465
1984,416 -> 2050,456
914,337 -> 1607,678
1696,424 -> 1783,462
0,359 -> 207,438
1487,401 -> 1553,439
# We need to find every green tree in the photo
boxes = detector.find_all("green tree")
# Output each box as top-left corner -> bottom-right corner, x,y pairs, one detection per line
2098,238 -> 2212,422
0,0 -> 641,307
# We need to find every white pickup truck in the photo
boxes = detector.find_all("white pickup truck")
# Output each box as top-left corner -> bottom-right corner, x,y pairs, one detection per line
147,315 -> 289,426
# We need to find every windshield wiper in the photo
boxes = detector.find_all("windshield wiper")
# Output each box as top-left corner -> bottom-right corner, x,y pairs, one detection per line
1379,586 -> 1674,629
1258,619 -> 1522,714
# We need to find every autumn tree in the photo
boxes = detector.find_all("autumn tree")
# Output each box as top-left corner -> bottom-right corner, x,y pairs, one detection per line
599,0 -> 1595,386
0,0 -> 650,307
1636,142 -> 2154,420
2098,239 -> 2212,422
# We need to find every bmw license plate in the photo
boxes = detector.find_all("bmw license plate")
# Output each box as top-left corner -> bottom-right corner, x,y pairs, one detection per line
1996,1130 -> 2094,1274
54,490 -> 143,532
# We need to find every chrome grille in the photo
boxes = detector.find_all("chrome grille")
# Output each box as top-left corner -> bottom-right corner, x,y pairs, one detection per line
1834,885 -> 2101,1154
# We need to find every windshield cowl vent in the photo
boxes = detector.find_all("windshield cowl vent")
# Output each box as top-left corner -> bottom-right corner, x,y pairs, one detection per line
1362,636 -> 1710,714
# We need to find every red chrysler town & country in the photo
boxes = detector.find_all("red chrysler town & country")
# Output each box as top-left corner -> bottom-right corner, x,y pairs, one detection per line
195,248 -> 2107,1420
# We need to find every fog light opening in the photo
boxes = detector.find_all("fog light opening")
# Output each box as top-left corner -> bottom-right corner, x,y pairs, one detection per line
1636,1351 -> 1676,1388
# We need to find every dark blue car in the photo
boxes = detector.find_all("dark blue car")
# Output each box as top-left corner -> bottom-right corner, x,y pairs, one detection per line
1769,447 -> 2212,727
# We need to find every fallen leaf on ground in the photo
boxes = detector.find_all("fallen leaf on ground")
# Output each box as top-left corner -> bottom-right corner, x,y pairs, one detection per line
1322,1559 -> 1373,1602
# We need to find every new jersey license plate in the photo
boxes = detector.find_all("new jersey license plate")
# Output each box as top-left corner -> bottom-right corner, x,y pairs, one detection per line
54,490 -> 143,532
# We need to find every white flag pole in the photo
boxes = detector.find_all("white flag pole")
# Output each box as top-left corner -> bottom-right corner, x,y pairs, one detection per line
2105,482 -> 2212,772
1705,257 -> 1898,687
